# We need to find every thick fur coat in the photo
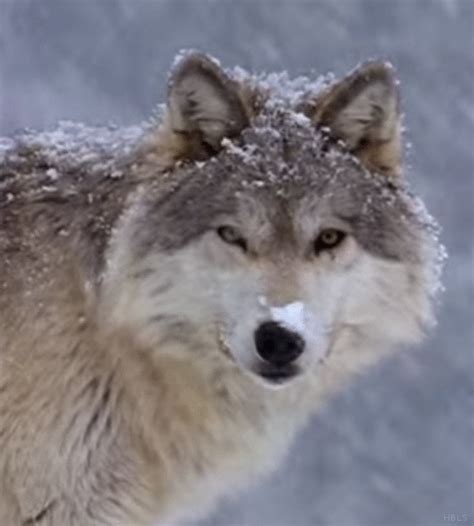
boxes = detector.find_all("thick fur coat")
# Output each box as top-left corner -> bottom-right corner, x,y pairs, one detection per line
0,53 -> 442,525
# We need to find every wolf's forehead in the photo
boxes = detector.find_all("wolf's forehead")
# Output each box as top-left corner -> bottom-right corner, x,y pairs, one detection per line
188,108 -> 353,203
158,112 -> 390,217
138,109 -> 425,261
240,110 -> 324,156
216,113 -> 336,189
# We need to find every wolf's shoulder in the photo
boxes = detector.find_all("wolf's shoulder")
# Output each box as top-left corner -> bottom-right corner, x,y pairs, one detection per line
0,121 -> 149,208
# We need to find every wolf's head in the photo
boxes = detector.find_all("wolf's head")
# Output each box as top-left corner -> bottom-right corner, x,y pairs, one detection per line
102,53 -> 442,390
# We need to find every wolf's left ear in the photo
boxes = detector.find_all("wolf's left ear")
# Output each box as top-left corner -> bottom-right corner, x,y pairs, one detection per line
308,62 -> 402,176
166,52 -> 249,158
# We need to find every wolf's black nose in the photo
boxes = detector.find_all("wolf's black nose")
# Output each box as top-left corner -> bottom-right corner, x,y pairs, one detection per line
254,321 -> 305,367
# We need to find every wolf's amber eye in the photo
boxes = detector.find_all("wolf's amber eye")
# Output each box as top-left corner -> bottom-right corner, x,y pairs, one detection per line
216,226 -> 248,252
314,229 -> 346,254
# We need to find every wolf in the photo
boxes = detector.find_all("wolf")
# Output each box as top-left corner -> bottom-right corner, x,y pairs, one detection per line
0,51 -> 442,525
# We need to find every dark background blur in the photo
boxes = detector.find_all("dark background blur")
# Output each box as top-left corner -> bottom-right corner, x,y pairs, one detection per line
1,1 -> 473,525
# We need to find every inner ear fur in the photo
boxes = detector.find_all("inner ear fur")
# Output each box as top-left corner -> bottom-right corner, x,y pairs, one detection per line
163,52 -> 249,161
307,61 -> 403,176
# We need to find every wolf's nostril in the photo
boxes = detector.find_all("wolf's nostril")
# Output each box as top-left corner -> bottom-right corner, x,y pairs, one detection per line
254,321 -> 305,367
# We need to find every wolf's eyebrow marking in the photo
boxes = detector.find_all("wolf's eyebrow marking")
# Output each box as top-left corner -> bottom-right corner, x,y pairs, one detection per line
332,212 -> 360,225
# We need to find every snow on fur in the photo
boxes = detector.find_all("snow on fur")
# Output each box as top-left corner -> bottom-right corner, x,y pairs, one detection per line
270,302 -> 306,334
0,57 -> 445,301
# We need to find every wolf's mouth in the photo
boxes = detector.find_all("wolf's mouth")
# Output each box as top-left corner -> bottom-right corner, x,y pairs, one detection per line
256,364 -> 301,385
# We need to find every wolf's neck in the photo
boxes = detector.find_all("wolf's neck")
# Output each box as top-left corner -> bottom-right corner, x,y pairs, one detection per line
107,339 -> 309,523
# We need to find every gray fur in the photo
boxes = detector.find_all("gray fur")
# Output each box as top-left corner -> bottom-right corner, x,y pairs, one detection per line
0,54 -> 442,526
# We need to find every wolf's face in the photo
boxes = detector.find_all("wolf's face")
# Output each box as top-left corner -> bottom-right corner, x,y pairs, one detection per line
103,53 -> 441,389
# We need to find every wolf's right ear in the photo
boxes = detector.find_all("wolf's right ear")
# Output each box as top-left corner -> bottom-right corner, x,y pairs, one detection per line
165,52 -> 249,159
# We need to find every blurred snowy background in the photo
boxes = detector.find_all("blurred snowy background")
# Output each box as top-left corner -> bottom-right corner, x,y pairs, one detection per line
1,1 -> 473,525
